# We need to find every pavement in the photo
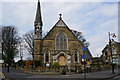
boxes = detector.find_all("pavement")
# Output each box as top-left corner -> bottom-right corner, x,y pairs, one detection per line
2,67 -> 120,80
0,72 -> 7,80
2,67 -> 31,78
107,75 -> 120,80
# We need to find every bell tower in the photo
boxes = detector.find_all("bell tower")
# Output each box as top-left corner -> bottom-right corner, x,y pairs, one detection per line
34,0 -> 42,39
34,0 -> 43,64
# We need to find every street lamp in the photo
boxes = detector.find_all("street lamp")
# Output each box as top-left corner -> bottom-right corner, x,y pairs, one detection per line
108,32 -> 116,74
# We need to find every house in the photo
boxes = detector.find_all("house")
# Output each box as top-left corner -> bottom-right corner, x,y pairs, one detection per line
101,40 -> 120,66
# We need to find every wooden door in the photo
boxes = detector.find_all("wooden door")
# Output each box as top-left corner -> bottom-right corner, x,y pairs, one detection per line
58,56 -> 66,66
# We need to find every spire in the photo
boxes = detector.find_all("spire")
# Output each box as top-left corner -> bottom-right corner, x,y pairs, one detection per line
34,0 -> 43,26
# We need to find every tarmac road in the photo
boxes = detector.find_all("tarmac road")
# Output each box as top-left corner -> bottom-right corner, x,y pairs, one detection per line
2,67 -> 120,80
106,75 -> 120,80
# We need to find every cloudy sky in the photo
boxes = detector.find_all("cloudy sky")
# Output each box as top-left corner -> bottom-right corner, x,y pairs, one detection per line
1,0 -> 119,60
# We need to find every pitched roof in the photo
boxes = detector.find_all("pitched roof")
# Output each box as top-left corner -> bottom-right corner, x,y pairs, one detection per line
43,14 -> 70,40
43,14 -> 93,59
55,15 -> 67,27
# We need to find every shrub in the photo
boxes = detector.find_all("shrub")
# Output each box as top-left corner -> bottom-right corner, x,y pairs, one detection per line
71,69 -> 76,72
17,60 -> 25,67
35,66 -> 43,71
62,69 -> 66,75
25,60 -> 33,69
52,62 -> 60,70
118,65 -> 120,68
34,60 -> 41,67
79,69 -> 84,73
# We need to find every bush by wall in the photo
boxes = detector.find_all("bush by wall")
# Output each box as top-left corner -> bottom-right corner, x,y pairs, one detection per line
25,60 -> 33,69
34,60 -> 41,67
16,60 -> 25,67
52,62 -> 60,70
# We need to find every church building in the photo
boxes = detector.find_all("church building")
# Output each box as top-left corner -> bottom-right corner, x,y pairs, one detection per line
33,0 -> 92,70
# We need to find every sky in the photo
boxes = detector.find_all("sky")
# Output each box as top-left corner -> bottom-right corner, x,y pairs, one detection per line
1,0 -> 119,61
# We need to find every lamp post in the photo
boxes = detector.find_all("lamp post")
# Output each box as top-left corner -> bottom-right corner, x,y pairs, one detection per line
108,32 -> 116,74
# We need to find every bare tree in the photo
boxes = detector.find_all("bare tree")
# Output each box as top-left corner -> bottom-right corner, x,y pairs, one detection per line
23,30 -> 48,57
23,31 -> 35,69
18,37 -> 23,60
2,26 -> 19,66
72,29 -> 90,46
23,31 -> 34,58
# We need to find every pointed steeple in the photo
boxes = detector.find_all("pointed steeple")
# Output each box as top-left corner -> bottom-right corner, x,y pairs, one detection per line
34,0 -> 43,40
34,0 -> 43,26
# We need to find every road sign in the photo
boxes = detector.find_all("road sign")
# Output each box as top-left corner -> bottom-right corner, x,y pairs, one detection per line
82,56 -> 86,59
82,46 -> 86,50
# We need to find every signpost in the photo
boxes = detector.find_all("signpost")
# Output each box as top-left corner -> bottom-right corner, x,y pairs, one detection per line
82,46 -> 86,51
82,45 -> 86,80
0,60 -> 4,64
82,55 -> 86,59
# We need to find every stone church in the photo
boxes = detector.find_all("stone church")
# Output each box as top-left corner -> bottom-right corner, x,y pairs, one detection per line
33,0 -> 92,70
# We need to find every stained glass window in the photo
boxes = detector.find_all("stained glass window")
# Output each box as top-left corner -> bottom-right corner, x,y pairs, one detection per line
56,31 -> 68,50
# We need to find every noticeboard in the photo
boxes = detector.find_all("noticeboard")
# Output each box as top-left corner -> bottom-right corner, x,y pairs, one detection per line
0,60 -> 4,63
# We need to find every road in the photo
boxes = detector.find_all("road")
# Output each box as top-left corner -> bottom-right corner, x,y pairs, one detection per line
106,75 -> 120,80
2,67 -> 120,80
2,67 -> 31,78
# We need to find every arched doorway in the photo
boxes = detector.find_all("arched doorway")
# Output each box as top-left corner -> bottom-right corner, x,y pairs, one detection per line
58,56 -> 66,66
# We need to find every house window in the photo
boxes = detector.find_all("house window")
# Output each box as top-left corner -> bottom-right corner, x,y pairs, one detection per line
112,48 -> 116,55
56,31 -> 68,50
44,51 -> 49,63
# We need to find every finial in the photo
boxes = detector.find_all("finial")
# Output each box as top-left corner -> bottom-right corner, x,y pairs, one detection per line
59,14 -> 62,20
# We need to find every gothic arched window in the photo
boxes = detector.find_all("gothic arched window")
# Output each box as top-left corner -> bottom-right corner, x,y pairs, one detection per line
56,31 -> 68,50
74,50 -> 78,62
74,50 -> 79,63
44,51 -> 49,63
